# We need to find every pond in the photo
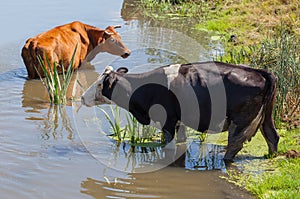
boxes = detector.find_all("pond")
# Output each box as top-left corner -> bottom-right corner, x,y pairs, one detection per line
0,0 -> 254,198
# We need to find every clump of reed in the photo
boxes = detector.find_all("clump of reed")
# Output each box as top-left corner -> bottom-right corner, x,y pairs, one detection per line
99,105 -> 126,141
98,105 -> 163,146
125,112 -> 163,146
221,26 -> 300,126
35,46 -> 77,104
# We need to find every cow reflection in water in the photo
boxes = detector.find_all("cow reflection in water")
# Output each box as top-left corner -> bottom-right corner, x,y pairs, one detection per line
21,63 -> 99,140
79,143 -> 250,199
109,141 -> 226,171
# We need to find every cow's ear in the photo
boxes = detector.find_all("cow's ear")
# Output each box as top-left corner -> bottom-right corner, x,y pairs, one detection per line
106,73 -> 117,89
103,31 -> 112,41
116,67 -> 128,75
103,26 -> 116,40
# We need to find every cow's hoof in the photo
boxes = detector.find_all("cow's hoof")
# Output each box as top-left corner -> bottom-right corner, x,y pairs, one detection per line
223,158 -> 234,167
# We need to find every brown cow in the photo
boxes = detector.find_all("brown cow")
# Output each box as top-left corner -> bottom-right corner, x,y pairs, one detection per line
21,21 -> 131,79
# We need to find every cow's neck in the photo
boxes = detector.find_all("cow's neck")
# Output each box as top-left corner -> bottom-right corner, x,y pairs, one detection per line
106,76 -> 133,111
84,43 -> 107,63
106,69 -> 166,111
86,28 -> 105,49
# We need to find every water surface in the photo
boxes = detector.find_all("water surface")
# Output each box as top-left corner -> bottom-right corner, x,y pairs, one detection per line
0,1 -> 254,198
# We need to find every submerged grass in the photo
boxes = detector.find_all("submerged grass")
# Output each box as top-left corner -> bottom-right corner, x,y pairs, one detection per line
36,46 -> 77,104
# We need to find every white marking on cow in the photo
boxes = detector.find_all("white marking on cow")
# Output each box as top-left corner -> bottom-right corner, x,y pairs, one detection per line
104,65 -> 114,74
163,64 -> 181,89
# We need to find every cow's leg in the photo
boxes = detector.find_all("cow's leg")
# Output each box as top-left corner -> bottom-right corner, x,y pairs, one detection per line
260,118 -> 279,155
163,128 -> 174,144
224,123 -> 247,164
162,119 -> 177,144
260,79 -> 279,155
176,122 -> 187,143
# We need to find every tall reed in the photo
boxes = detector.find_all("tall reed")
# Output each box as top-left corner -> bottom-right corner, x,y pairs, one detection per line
98,105 -> 125,141
221,27 -> 300,125
35,46 -> 77,104
98,105 -> 162,145
125,112 -> 162,145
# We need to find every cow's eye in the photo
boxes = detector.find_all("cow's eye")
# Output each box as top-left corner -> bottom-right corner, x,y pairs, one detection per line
110,38 -> 115,42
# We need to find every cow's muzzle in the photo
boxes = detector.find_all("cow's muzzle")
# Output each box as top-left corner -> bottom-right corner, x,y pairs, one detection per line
121,52 -> 130,59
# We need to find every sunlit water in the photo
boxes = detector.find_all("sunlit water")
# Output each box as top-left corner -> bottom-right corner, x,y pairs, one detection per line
0,0 -> 253,198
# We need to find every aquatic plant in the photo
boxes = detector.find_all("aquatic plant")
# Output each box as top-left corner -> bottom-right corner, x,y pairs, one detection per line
125,112 -> 163,146
35,46 -> 77,104
98,105 -> 125,141
97,105 -> 163,146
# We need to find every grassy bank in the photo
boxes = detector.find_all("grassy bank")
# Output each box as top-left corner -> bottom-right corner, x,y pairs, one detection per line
137,0 -> 300,127
224,128 -> 300,199
136,0 -> 300,198
139,0 -> 300,45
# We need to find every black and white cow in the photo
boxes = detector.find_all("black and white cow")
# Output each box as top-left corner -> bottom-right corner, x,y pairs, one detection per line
81,61 -> 279,162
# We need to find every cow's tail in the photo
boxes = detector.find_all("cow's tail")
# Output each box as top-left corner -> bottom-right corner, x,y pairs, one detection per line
22,39 -> 37,79
260,70 -> 277,121
259,69 -> 280,154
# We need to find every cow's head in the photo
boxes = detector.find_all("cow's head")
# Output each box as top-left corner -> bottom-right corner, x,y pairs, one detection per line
100,26 -> 130,58
81,66 -> 128,107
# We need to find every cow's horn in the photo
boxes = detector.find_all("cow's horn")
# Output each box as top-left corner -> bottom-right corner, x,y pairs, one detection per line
104,30 -> 113,35
114,25 -> 121,29
104,66 -> 114,74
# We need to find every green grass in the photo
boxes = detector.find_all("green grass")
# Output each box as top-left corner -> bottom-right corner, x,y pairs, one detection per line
138,0 -> 300,45
35,46 -> 77,104
247,158 -> 300,199
139,0 -> 207,19
223,127 -> 300,199
98,104 -> 209,147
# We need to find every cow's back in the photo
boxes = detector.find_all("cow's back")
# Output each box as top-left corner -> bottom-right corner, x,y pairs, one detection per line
21,21 -> 90,78
168,62 -> 270,132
